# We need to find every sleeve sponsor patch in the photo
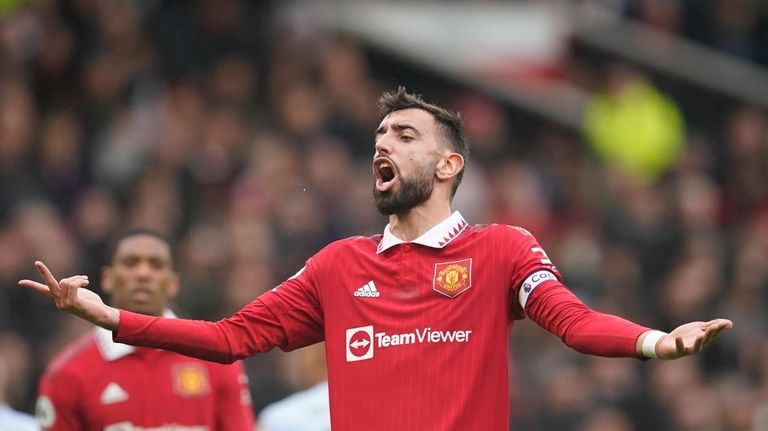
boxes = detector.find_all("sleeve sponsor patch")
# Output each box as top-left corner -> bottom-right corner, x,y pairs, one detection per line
518,270 -> 557,309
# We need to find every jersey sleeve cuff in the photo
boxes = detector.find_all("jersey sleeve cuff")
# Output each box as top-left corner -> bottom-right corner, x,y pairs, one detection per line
113,310 -> 153,344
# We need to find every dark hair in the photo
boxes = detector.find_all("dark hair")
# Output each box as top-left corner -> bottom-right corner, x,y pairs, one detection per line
105,228 -> 175,268
377,87 -> 469,197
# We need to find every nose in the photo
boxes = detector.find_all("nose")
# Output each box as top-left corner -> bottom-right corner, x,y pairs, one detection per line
133,261 -> 154,279
374,135 -> 392,157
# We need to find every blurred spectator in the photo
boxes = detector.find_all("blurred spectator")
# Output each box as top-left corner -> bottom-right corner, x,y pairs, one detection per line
583,63 -> 685,184
684,0 -> 768,65
600,177 -> 678,298
258,343 -> 330,431
320,38 -> 382,160
0,350 -> 38,431
630,0 -> 684,34
0,333 -> 36,424
658,246 -> 723,327
70,186 -> 123,292
668,382 -> 725,431
36,110 -> 89,213
579,407 -> 635,431
491,160 -> 553,239
0,76 -> 40,221
720,106 -> 768,223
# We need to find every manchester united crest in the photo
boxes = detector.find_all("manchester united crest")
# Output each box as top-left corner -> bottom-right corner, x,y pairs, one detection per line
172,363 -> 210,398
433,258 -> 472,298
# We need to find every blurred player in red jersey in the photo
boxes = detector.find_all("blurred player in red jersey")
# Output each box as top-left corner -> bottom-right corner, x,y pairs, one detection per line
22,88 -> 732,431
33,229 -> 255,431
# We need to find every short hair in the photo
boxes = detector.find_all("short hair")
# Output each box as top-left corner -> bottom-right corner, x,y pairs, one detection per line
377,87 -> 469,197
105,228 -> 175,268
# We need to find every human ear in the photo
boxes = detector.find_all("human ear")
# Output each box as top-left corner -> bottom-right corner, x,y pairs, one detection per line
166,272 -> 181,300
436,152 -> 464,181
101,266 -> 114,295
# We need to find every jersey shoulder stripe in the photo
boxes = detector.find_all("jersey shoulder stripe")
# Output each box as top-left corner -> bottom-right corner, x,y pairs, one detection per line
463,223 -> 533,239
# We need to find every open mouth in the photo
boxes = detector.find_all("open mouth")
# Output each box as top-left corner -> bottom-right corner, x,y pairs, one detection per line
373,157 -> 398,193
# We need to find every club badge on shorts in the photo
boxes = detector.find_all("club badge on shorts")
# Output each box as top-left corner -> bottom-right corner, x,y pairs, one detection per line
433,258 -> 472,298
172,363 -> 210,398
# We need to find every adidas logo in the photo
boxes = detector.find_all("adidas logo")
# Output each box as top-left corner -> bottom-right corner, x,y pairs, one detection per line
354,281 -> 380,298
100,382 -> 129,405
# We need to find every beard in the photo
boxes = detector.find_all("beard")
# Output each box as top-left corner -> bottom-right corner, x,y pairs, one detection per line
374,163 -> 435,216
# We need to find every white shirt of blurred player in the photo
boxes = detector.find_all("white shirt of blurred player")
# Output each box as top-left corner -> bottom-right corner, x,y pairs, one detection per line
0,403 -> 39,431
258,381 -> 330,431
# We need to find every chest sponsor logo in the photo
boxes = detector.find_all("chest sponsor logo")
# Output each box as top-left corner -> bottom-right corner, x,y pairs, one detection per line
101,382 -> 130,405
433,258 -> 472,298
345,325 -> 473,362
172,363 -> 210,398
346,325 -> 374,361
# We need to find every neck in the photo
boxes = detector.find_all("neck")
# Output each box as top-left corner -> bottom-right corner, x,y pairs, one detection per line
388,198 -> 453,241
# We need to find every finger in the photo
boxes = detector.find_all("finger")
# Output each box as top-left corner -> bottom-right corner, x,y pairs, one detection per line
708,323 -> 731,341
691,334 -> 704,354
701,326 -> 717,347
60,277 -> 89,303
61,277 -> 90,290
60,275 -> 89,285
708,318 -> 734,329
34,261 -> 61,295
717,319 -> 734,329
675,336 -> 685,356
18,280 -> 54,298
702,321 -> 731,344
702,321 -> 724,343
60,275 -> 89,282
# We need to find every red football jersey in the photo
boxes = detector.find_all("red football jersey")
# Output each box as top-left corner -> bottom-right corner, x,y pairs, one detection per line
115,212 -> 649,431
37,325 -> 255,431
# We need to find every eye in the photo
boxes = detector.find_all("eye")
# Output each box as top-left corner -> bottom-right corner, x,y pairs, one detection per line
400,135 -> 414,142
149,257 -> 168,270
121,256 -> 139,268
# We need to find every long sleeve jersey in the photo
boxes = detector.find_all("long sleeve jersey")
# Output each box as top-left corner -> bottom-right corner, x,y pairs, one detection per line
115,212 -> 649,431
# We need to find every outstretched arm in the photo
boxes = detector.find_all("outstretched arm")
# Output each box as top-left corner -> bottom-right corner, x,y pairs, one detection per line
525,281 -> 733,359
20,259 -> 323,364
18,261 -> 120,330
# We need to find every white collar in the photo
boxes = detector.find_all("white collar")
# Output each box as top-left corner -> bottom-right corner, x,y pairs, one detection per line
95,309 -> 176,361
377,211 -> 468,254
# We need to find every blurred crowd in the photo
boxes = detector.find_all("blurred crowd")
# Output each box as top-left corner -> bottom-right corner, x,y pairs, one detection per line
0,1 -> 767,430
625,0 -> 768,65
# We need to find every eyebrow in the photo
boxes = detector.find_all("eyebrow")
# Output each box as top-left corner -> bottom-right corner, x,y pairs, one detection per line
375,123 -> 422,138
119,252 -> 170,263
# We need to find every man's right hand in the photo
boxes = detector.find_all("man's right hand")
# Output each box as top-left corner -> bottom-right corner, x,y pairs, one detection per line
19,261 -> 120,330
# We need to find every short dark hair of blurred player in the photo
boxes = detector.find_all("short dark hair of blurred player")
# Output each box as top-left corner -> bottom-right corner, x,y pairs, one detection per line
35,228 -> 255,431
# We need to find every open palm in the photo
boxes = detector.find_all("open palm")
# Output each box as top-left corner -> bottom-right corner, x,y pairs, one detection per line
655,319 -> 733,359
